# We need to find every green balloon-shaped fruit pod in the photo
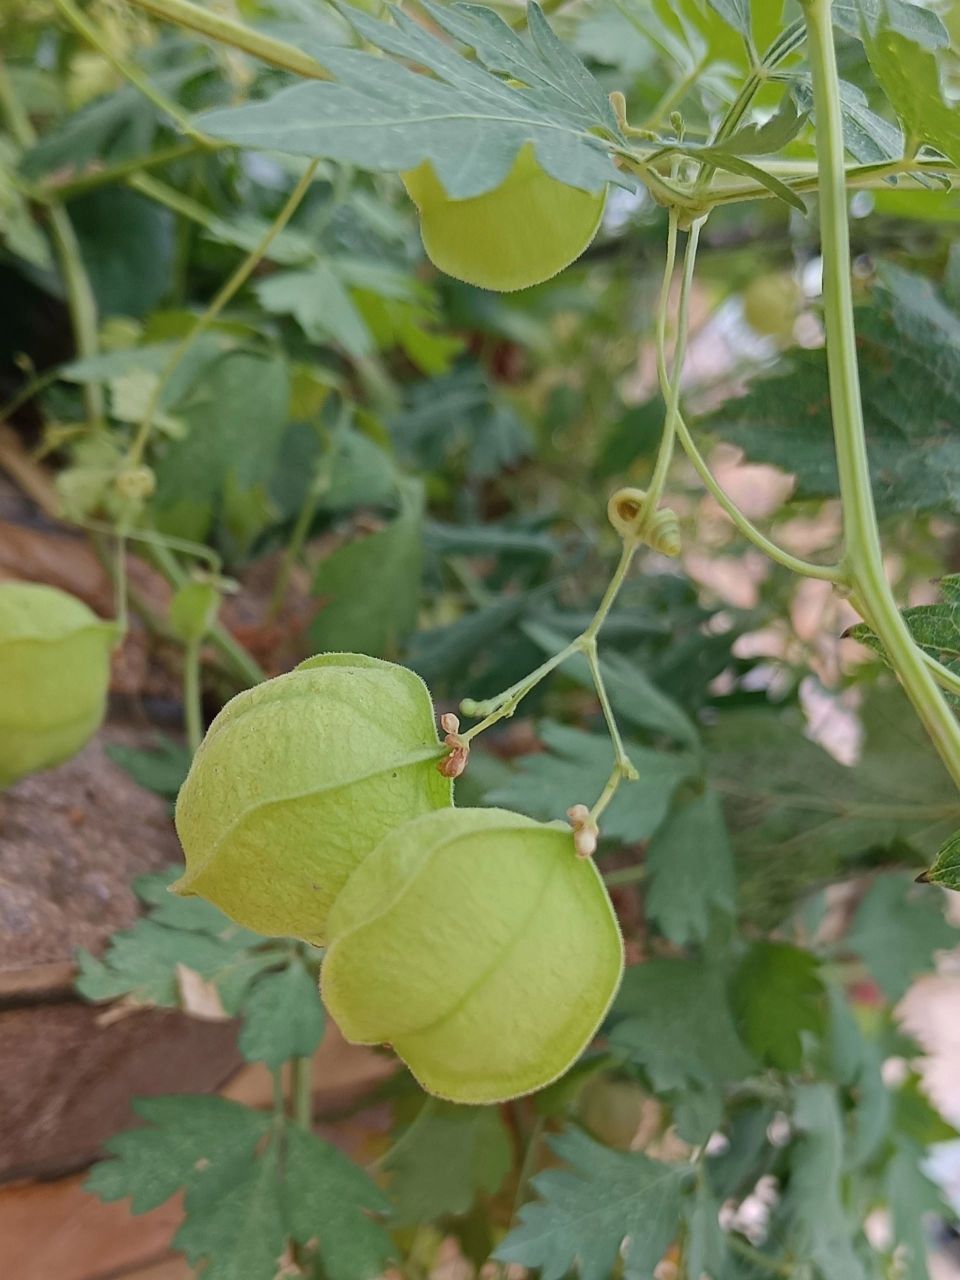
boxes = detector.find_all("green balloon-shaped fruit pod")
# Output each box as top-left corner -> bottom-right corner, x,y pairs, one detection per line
173,653 -> 452,943
321,807 -> 624,1103
402,143 -> 606,292
0,581 -> 116,788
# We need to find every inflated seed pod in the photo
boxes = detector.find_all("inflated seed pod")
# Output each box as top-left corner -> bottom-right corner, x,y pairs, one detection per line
173,653 -> 452,943
0,581 -> 116,787
402,144 -> 607,292
321,807 -> 624,1104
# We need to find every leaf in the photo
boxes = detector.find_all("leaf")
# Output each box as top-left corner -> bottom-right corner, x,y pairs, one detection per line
105,737 -> 193,798
845,872 -> 957,1001
174,1142 -> 287,1280
486,721 -> 698,843
310,477 -> 424,656
886,1138 -> 948,1280
610,957 -> 756,1093
495,1127 -> 688,1280
70,187 -> 175,319
644,787 -> 737,945
793,78 -> 903,165
89,1096 -> 390,1280
862,27 -> 960,167
703,263 -> 960,515
717,94 -> 806,157
284,1124 -> 394,1280
255,263 -> 372,359
238,960 -> 326,1070
0,135 -> 51,269
706,0 -> 750,37
785,1085 -> 867,1280
684,1177 -> 727,1280
709,691 -> 960,929
153,350 -> 290,543
385,1099 -> 511,1224
198,3 -> 622,199
87,1095 -> 272,1213
832,0 -> 948,51
923,828 -> 960,891
730,942 -> 826,1071
21,62 -> 205,178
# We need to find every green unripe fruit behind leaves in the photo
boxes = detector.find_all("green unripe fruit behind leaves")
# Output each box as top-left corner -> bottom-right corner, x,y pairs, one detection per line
0,582 -> 116,787
173,653 -> 452,943
322,807 -> 624,1104
402,144 -> 606,292
742,272 -> 803,342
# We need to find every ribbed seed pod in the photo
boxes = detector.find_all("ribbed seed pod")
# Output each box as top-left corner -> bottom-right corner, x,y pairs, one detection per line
402,144 -> 607,293
173,653 -> 452,943
321,807 -> 624,1103
0,582 -> 116,788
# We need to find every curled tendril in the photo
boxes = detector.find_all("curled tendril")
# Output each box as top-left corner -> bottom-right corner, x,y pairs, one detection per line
607,487 -> 681,557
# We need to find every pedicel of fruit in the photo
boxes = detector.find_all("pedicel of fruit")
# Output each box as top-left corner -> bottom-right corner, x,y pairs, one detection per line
321,806 -> 624,1105
0,581 -> 119,787
402,143 -> 607,292
172,652 -> 453,943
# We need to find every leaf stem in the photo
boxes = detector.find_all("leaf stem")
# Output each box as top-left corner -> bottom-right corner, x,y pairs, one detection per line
183,637 -> 203,755
123,0 -> 331,80
802,0 -> 960,789
290,1056 -> 313,1131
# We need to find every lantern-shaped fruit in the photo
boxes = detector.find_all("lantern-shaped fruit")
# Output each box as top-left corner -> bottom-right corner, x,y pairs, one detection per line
403,144 -> 607,292
322,806 -> 624,1103
173,653 -> 452,943
0,582 -> 116,788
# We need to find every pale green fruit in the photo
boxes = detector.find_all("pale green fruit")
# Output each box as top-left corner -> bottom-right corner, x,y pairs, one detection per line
402,144 -> 607,292
173,653 -> 452,943
0,582 -> 116,787
742,272 -> 803,342
322,807 -> 624,1104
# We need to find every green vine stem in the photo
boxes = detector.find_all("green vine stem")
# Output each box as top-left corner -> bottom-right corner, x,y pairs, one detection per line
0,55 -> 103,426
128,159 -> 320,466
53,0 -> 208,143
123,0 -> 331,80
802,0 -> 960,790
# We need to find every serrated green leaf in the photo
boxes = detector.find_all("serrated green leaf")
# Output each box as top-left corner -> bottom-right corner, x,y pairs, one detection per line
198,4 -> 621,199
486,721 -> 698,842
284,1124 -> 394,1280
846,873 -> 957,1000
703,263 -> 960,515
731,942 -> 826,1071
793,78 -> 903,164
385,1099 -> 511,1225
833,0 -> 948,51
710,691 -> 960,928
706,0 -> 750,37
310,477 -> 423,656
924,828 -> 960,891
86,1095 -> 271,1213
862,27 -> 960,167
255,264 -> 372,359
786,1085 -> 867,1280
238,960 -> 326,1070
610,957 -> 756,1092
175,1141 -> 287,1280
645,788 -> 736,945
495,1127 -> 688,1280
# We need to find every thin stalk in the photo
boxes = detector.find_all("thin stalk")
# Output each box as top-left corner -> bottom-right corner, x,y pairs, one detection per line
802,0 -> 960,788
128,160 -> 319,465
183,637 -> 203,754
53,0 -> 206,141
0,56 -> 102,425
34,140 -> 201,203
645,213 -> 704,526
641,56 -> 709,133
124,0 -> 331,80
148,541 -> 265,687
290,1056 -> 313,1130
127,172 -> 217,228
